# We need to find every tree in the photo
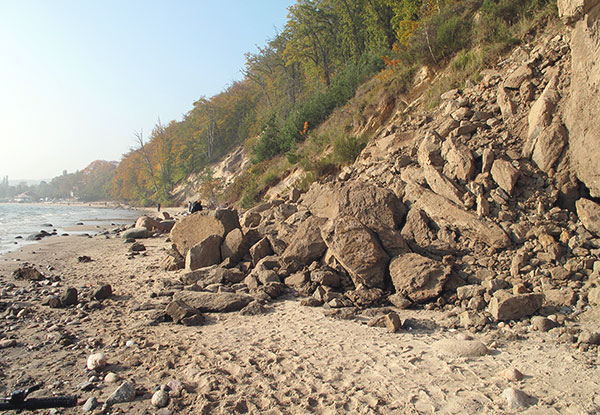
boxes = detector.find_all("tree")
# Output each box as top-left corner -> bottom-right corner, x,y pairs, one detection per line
285,0 -> 339,87
134,130 -> 161,201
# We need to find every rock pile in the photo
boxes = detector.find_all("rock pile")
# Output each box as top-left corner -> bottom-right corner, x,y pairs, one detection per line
159,3 -> 600,342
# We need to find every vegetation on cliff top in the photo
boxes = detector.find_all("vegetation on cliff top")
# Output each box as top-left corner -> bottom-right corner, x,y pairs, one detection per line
11,0 -> 556,205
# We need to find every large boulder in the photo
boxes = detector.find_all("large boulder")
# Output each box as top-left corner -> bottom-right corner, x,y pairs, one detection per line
558,0 -> 594,23
185,235 -> 223,271
135,216 -> 165,232
526,69 -> 561,145
441,137 -> 476,182
522,68 -> 567,173
497,86 -> 516,120
503,65 -> 533,89
417,132 -> 444,167
280,216 -> 328,272
12,266 -> 44,281
301,181 -> 408,256
220,228 -> 251,264
173,291 -> 253,312
170,209 -> 240,257
122,227 -> 148,240
165,300 -> 204,325
389,253 -> 450,303
321,216 -> 389,289
423,165 -> 464,205
530,121 -> 568,173
403,183 -> 510,249
180,265 -> 222,285
576,198 -> 600,236
565,1 -> 600,197
490,159 -> 519,196
249,237 -> 273,266
488,292 -> 544,321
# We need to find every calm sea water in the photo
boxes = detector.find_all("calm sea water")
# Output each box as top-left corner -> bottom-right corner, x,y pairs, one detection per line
0,203 -> 141,254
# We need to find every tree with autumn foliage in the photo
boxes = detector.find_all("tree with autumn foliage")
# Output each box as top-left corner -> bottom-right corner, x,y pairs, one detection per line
109,0 -> 554,206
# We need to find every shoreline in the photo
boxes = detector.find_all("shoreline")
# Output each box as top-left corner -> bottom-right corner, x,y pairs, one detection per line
0,204 -> 152,256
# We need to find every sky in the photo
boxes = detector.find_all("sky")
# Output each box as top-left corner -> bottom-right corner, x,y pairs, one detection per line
0,0 -> 294,182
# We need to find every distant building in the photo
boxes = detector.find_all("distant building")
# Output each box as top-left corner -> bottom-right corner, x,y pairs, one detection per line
13,192 -> 34,203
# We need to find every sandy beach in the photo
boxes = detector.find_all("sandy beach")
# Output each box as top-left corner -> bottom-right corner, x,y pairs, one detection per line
1,210 -> 600,414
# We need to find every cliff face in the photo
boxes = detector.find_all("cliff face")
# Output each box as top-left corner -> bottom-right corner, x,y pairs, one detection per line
559,0 -> 600,197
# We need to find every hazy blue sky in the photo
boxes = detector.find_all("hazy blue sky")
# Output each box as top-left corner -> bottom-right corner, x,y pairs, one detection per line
0,0 -> 293,181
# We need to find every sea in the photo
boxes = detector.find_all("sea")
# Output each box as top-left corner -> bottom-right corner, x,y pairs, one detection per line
0,203 -> 141,254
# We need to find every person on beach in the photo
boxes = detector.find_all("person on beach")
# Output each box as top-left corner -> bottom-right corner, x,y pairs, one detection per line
157,203 -> 161,212
190,200 -> 203,213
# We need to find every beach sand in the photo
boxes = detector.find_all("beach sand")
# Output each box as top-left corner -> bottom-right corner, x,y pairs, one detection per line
1,212 -> 600,414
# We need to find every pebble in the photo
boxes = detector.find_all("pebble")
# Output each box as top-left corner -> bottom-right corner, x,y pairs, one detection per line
125,340 -> 136,347
106,381 -> 136,406
499,367 -> 524,382
61,287 -> 78,306
166,379 -> 183,397
0,339 -> 17,349
77,381 -> 94,391
82,396 -> 98,412
151,389 -> 170,408
502,387 -> 531,409
156,409 -> 173,415
531,316 -> 559,332
86,353 -> 107,371
104,372 -> 120,384
94,284 -> 112,301
434,339 -> 490,357
384,312 -> 402,333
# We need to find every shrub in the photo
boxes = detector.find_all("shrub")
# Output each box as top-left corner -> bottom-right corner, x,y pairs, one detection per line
333,135 -> 367,166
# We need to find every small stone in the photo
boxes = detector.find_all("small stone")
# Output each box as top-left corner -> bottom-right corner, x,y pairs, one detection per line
78,381 -> 94,391
130,242 -> 146,252
166,379 -> 183,397
488,292 -> 543,321
579,330 -> 600,345
241,301 -> 268,316
94,284 -> 112,301
300,298 -> 323,307
61,287 -> 78,306
104,372 -> 120,384
531,316 -> 558,332
384,312 -> 402,333
388,293 -> 412,309
499,367 -> 524,382
151,389 -> 170,408
156,409 -> 173,415
0,339 -> 17,349
434,339 -> 490,357
82,397 -> 98,412
46,295 -> 61,308
86,353 -> 107,371
125,340 -> 136,347
502,387 -> 531,409
106,381 -> 136,406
